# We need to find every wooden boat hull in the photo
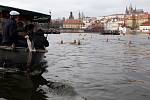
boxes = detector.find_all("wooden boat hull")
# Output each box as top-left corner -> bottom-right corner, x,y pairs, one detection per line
0,46 -> 47,66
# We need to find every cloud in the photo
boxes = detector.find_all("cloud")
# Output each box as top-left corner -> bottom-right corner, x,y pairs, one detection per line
0,0 -> 150,18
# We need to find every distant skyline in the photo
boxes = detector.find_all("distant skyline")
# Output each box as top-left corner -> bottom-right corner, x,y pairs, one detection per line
1,0 -> 150,19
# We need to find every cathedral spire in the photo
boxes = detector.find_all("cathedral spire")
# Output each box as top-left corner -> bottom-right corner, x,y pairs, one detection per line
78,11 -> 81,19
69,11 -> 74,19
81,12 -> 84,19
134,6 -> 136,11
129,3 -> 133,11
126,6 -> 129,14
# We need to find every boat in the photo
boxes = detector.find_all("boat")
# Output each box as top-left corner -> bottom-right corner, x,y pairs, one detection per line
101,30 -> 120,35
0,45 -> 48,66
0,5 -> 51,66
0,28 -> 48,66
44,28 -> 60,34
0,35 -> 48,66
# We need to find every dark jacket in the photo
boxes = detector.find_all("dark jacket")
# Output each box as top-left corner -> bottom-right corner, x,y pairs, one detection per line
32,30 -> 49,49
2,18 -> 18,45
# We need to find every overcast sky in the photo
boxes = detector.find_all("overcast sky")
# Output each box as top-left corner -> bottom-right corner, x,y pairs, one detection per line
1,0 -> 150,19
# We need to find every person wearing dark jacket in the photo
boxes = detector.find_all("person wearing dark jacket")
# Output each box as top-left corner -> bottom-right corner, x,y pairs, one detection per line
24,24 -> 49,50
2,11 -> 20,46
32,29 -> 49,49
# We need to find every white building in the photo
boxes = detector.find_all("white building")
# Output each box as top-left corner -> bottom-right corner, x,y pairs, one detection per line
105,18 -> 124,31
139,21 -> 150,32
106,21 -> 119,30
97,14 -> 125,31
82,17 -> 97,29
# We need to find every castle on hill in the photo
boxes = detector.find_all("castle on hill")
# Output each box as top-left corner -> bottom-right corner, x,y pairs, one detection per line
125,4 -> 144,14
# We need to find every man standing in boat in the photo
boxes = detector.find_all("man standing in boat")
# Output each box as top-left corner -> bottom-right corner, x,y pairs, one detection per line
2,10 -> 20,47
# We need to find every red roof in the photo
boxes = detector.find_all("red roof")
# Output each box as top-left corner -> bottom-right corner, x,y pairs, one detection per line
148,14 -> 150,18
64,19 -> 84,24
141,21 -> 150,26
127,13 -> 149,19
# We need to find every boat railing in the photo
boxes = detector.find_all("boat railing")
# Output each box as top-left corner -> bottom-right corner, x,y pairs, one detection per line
0,46 -> 48,53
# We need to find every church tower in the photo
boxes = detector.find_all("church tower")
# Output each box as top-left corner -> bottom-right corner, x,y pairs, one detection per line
78,12 -> 81,20
81,12 -> 85,19
69,11 -> 74,19
125,6 -> 129,14
134,6 -> 137,12
129,4 -> 133,14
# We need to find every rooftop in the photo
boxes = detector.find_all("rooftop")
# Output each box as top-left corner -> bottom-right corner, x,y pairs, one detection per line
64,19 -> 84,24
141,21 -> 150,26
0,5 -> 50,17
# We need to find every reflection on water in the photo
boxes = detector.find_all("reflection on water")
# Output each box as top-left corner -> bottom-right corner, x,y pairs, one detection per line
44,33 -> 150,100
0,64 -> 48,100
0,61 -> 86,100
1,33 -> 150,100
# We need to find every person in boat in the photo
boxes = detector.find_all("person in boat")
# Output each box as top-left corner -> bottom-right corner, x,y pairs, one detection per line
18,24 -> 35,48
24,24 -> 35,38
17,21 -> 24,33
12,24 -> 34,48
32,28 -> 49,49
24,24 -> 49,49
16,21 -> 30,47
2,10 -> 20,46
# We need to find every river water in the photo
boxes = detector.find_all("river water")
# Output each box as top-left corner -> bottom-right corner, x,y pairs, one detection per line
0,33 -> 150,100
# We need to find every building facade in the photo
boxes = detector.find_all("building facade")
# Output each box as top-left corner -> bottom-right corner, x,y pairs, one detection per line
62,12 -> 85,33
139,21 -> 150,32
125,12 -> 150,29
63,19 -> 84,32
84,20 -> 104,32
125,4 -> 150,29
